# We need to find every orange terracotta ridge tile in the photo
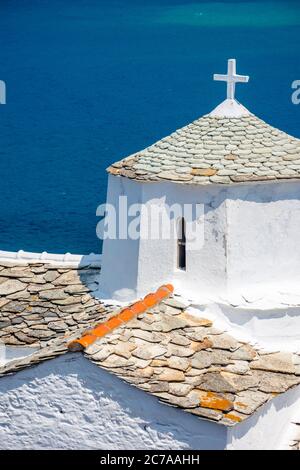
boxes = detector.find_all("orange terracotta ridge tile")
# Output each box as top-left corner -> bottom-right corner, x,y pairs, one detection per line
68,284 -> 174,352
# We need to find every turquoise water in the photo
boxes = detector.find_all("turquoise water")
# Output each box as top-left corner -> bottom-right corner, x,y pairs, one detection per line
0,0 -> 299,253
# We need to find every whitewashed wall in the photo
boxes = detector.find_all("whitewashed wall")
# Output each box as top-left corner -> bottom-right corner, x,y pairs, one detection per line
201,302 -> 300,352
100,176 -> 142,301
100,176 -> 300,303
101,176 -> 228,300
228,383 -> 300,450
226,181 -> 300,296
137,181 -> 227,300
1,354 -> 299,449
0,354 -> 226,450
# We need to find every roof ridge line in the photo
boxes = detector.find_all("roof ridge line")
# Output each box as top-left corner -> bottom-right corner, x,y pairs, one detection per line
68,284 -> 174,351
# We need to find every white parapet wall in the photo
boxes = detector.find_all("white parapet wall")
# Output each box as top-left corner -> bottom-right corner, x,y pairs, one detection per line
0,250 -> 102,268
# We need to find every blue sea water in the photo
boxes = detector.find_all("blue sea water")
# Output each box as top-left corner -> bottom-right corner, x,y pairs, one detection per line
0,0 -> 299,254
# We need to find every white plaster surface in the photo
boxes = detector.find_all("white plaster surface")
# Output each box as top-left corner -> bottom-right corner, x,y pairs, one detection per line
209,99 -> 251,118
0,250 -> 101,267
100,177 -> 300,350
0,344 -> 39,366
226,181 -> 300,298
0,354 -> 226,450
101,177 -> 228,301
101,178 -> 300,307
1,353 -> 300,450
100,176 -> 142,301
228,384 -> 300,450
187,303 -> 300,352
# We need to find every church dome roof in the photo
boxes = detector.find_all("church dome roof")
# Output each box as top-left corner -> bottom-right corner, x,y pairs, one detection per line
107,60 -> 300,185
107,110 -> 300,185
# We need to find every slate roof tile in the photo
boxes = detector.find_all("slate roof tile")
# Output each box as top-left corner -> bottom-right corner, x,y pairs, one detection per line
108,115 -> 300,185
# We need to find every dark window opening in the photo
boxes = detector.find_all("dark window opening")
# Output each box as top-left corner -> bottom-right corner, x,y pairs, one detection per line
177,217 -> 186,271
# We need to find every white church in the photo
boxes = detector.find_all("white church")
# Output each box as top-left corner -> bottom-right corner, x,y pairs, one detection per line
0,60 -> 300,450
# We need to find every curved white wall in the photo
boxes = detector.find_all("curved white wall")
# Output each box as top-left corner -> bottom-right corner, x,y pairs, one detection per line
137,181 -> 227,300
101,176 -> 228,300
100,177 -> 300,304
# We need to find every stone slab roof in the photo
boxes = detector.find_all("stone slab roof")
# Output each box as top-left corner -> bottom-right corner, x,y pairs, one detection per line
83,297 -> 300,427
0,260 -> 111,350
1,268 -> 299,429
107,114 -> 300,185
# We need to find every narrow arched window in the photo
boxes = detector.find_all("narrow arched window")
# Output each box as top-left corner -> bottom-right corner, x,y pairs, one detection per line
177,217 -> 186,271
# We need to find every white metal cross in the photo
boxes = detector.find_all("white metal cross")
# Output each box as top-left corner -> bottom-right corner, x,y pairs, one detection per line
214,59 -> 249,100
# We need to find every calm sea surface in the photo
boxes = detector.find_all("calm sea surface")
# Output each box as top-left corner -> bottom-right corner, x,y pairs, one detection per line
0,0 -> 300,253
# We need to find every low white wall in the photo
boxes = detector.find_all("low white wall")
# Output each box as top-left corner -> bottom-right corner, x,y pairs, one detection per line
0,354 -> 226,450
0,250 -> 101,267
192,303 -> 300,352
227,384 -> 300,450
